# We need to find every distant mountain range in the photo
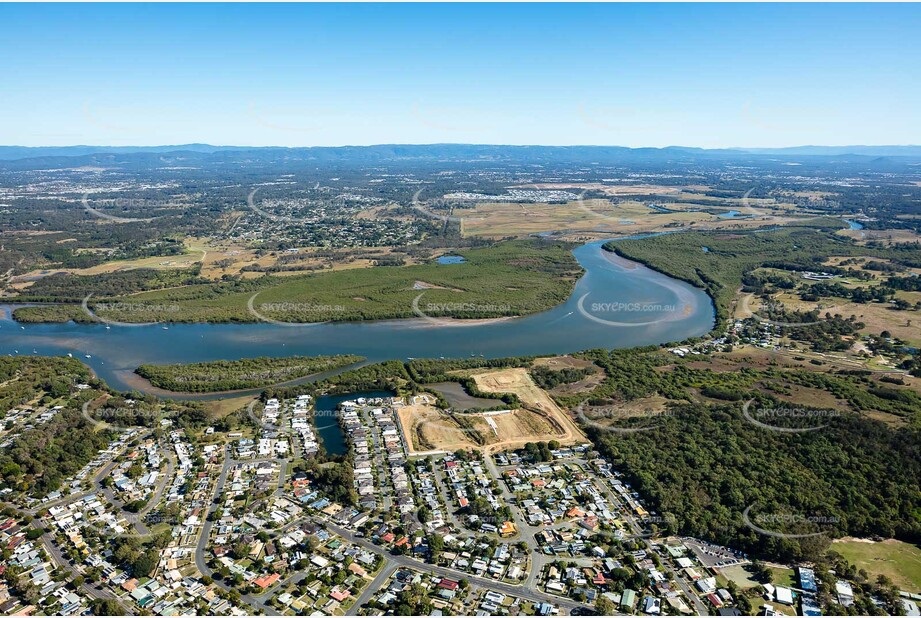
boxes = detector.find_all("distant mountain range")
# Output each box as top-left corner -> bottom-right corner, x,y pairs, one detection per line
1,143 -> 921,162
732,145 -> 921,157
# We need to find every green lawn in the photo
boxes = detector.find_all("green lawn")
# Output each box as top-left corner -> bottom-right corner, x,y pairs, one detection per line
832,539 -> 921,592
768,566 -> 796,588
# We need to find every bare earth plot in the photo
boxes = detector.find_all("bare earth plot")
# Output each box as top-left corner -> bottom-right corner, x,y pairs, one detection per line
470,367 -> 588,450
397,403 -> 482,454
398,368 -> 588,454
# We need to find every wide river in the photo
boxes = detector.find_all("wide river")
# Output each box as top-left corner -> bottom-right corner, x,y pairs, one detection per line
0,237 -> 714,395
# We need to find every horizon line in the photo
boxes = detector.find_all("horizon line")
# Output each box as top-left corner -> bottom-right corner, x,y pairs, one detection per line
3,142 -> 920,150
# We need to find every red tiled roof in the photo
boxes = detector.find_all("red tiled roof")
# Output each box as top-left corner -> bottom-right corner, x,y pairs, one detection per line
253,573 -> 280,589
330,589 -> 351,602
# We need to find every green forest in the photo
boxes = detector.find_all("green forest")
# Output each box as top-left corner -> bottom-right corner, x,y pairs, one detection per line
591,401 -> 921,563
136,354 -> 364,392
565,347 -> 921,561
608,225 -> 919,328
0,408 -> 114,496
13,239 -> 582,324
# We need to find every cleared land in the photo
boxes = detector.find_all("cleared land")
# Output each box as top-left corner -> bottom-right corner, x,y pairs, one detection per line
771,290 -> 921,346
398,402 -> 570,454
398,367 -> 588,453
579,395 -> 672,427
8,238 -> 442,289
470,367 -> 587,448
511,182 -> 683,196
457,198 -> 744,238
738,256 -> 921,346
397,403 -> 482,454
454,182 -> 804,240
832,538 -> 921,592
838,228 -> 921,245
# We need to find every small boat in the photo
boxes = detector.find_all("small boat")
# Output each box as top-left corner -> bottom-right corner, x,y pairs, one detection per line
67,353 -> 73,357
162,326 -> 169,330
85,354 -> 92,359
105,325 -> 111,330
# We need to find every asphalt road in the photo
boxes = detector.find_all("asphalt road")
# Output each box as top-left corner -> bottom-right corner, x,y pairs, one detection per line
317,516 -> 590,614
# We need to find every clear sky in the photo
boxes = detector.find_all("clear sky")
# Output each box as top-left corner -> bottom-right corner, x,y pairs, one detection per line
2,3 -> 919,148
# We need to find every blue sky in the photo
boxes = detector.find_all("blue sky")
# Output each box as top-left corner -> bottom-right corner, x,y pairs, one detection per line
2,3 -> 919,148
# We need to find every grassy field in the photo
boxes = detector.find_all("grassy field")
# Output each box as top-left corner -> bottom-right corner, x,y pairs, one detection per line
838,228 -> 921,245
13,239 -> 581,324
772,290 -> 921,346
768,566 -> 797,588
738,255 -> 921,345
832,539 -> 921,592
461,198 -> 705,235
457,198 -> 743,238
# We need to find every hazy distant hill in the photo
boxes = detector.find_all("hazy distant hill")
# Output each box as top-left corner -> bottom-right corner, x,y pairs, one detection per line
737,145 -> 921,157
0,144 -> 252,160
1,143 -> 920,168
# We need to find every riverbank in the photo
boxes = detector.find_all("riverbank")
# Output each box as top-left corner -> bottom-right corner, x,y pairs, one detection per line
0,238 -> 715,394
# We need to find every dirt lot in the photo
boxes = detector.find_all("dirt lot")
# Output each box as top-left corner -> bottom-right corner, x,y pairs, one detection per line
470,367 -> 587,448
398,367 -> 589,453
398,402 -> 577,454
532,355 -> 595,371
397,403 -> 482,454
